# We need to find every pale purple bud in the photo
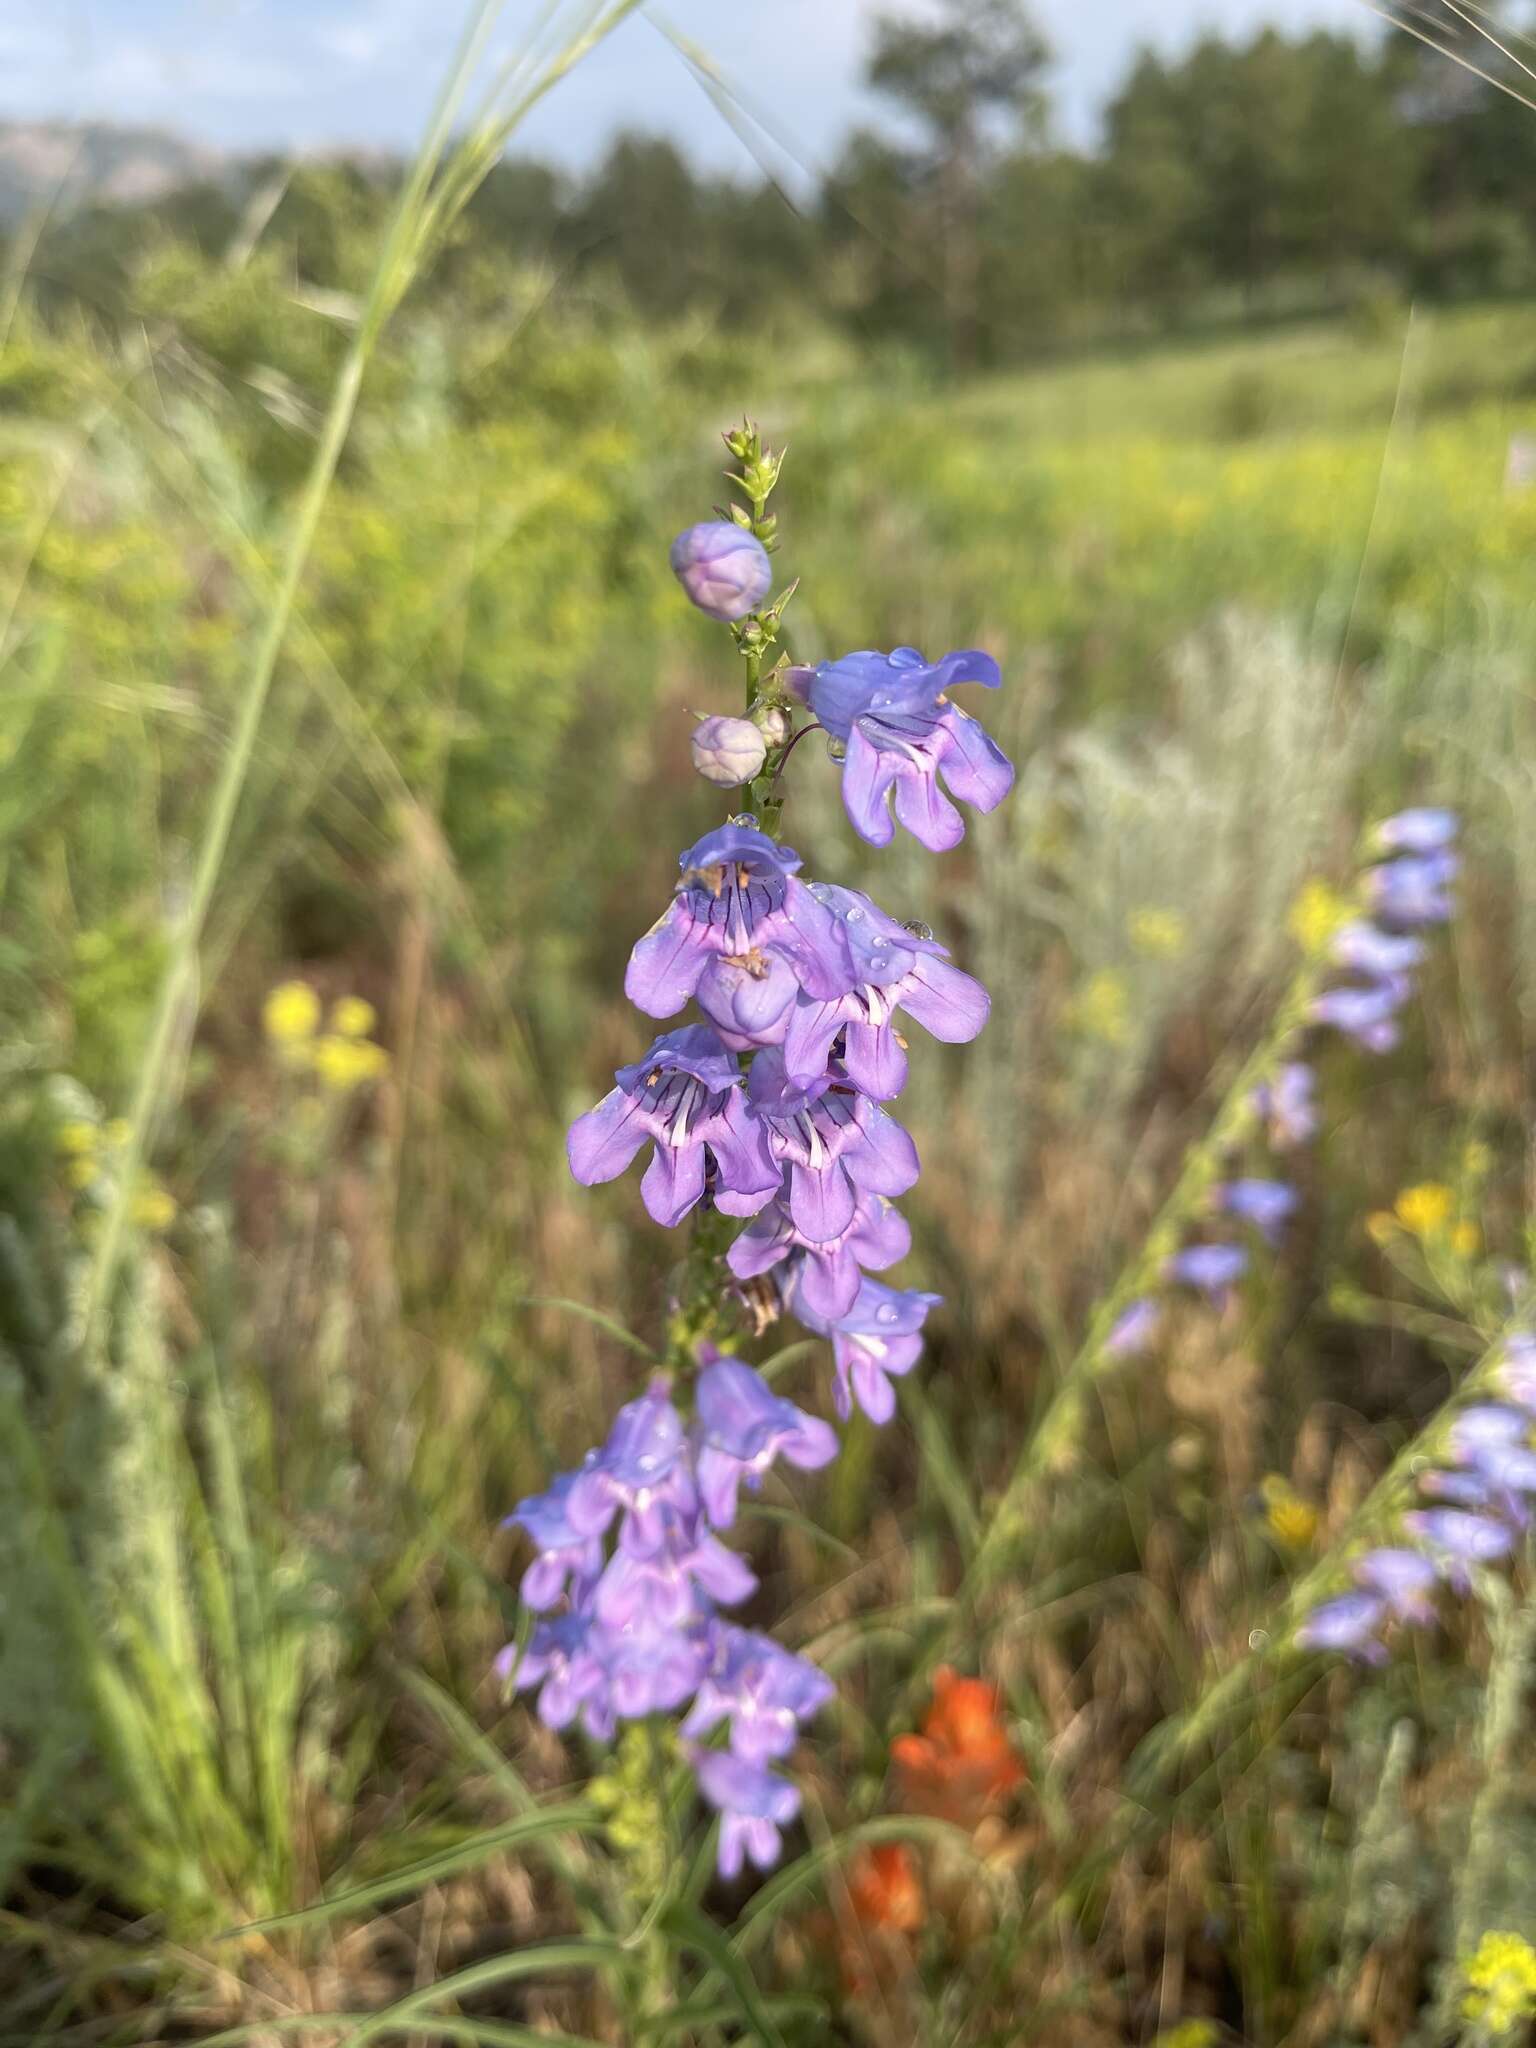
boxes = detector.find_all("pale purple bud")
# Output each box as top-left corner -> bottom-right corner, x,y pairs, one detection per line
753,702 -> 793,746
670,523 -> 772,622
691,716 -> 768,788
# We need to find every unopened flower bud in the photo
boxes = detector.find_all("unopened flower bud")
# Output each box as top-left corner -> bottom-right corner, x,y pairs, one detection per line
781,665 -> 815,706
691,715 -> 767,787
753,702 -> 792,746
669,523 -> 772,622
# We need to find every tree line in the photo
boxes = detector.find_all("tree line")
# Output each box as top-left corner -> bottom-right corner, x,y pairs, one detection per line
16,0 -> 1536,370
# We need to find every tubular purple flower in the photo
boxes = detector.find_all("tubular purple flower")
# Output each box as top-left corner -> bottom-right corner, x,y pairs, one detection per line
1104,1296 -> 1161,1360
727,1190 -> 913,1322
1496,1332 -> 1536,1411
1448,1405 -> 1530,1462
1330,922 -> 1426,979
562,1380 -> 696,1554
593,1520 -> 757,1632
806,646 -> 1013,852
1310,978 -> 1410,1052
1353,1546 -> 1438,1623
1365,853 -> 1458,928
498,1613 -> 618,1740
567,1026 -> 780,1227
692,1352 -> 838,1527
691,1748 -> 802,1879
1375,807 -> 1459,854
1216,1178 -> 1298,1247
744,1048 -> 920,1242
504,1469 -> 606,1611
670,522 -> 773,622
681,1626 -> 834,1763
1251,1062 -> 1318,1151
625,822 -> 852,1034
1402,1507 -> 1516,1587
1296,1592 -> 1388,1662
692,715 -> 768,788
789,1273 -> 942,1423
1165,1242 -> 1249,1309
783,883 -> 989,1098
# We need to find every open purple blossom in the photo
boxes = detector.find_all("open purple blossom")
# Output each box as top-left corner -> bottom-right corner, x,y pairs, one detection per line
567,1025 -> 780,1228
593,1520 -> 757,1633
1330,922 -> 1426,979
782,883 -> 989,1097
691,1748 -> 802,1880
1497,1333 -> 1536,1410
1217,1178 -> 1298,1247
802,646 -> 1013,852
1365,853 -> 1458,929
497,1613 -> 618,1739
1448,1404 -> 1531,1462
744,1048 -> 920,1242
559,1380 -> 696,1554
692,1352 -> 838,1527
626,822 -> 852,1035
504,1469 -> 606,1611
682,1626 -> 834,1764
1165,1242 -> 1249,1309
1310,977 -> 1410,1052
1251,1061 -> 1318,1151
1354,1547 -> 1438,1624
789,1273 -> 943,1423
727,1189 -> 912,1322
669,522 -> 772,621
1375,807 -> 1459,854
1296,1592 -> 1388,1663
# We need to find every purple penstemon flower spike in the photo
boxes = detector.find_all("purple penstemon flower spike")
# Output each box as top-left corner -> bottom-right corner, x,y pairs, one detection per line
1374,807 -> 1459,854
1329,922 -> 1426,979
744,1047 -> 920,1243
567,1025 -> 780,1227
625,821 -> 853,1035
1365,852 -> 1459,929
798,646 -> 1014,851
1296,1592 -> 1389,1663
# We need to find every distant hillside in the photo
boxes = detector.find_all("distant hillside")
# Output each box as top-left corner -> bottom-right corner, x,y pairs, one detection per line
0,121 -> 226,223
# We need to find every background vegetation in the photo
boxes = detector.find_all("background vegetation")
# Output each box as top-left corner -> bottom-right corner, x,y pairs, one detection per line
7,0 -> 1536,2041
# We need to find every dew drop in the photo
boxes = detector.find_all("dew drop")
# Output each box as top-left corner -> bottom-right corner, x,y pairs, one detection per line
825,738 -> 848,763
902,919 -> 934,942
875,1303 -> 899,1325
845,907 -> 864,923
726,812 -> 758,829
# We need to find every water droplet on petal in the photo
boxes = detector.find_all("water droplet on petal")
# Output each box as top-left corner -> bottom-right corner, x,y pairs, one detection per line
875,1303 -> 899,1325
726,812 -> 758,829
845,907 -> 864,923
902,920 -> 934,942
825,738 -> 848,763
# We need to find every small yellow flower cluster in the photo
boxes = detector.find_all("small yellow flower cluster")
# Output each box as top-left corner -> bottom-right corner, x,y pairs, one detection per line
1372,1182 -> 1482,1259
1258,1475 -> 1319,1552
1072,969 -> 1131,1046
1153,2022 -> 1221,2048
55,1118 -> 176,1230
589,1725 -> 671,1896
1127,906 -> 1187,959
1461,1929 -> 1536,2036
1286,879 -> 1349,956
262,981 -> 389,1092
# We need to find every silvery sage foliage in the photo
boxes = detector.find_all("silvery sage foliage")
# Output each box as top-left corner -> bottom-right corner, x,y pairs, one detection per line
497,424 -> 1011,1877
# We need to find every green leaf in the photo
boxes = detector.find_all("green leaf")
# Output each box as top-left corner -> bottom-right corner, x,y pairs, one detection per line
516,1295 -> 658,1360
663,1903 -> 793,2048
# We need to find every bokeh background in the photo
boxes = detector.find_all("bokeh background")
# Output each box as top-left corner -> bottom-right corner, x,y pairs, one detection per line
6,1 -> 1536,2041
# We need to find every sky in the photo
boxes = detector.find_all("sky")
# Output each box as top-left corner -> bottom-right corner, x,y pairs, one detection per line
2,1 -> 1376,177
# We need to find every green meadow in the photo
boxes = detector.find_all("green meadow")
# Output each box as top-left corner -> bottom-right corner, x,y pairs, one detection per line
7,42 -> 1536,2040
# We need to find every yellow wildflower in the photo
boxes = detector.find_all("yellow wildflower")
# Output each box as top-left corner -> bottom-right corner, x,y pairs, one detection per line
263,980 -> 321,1046
1395,1183 -> 1454,1236
1462,1929 -> 1536,2036
56,1121 -> 98,1156
1073,970 -> 1130,1045
1128,907 -> 1187,958
1366,1211 -> 1398,1245
1154,2024 -> 1220,2048
1452,1221 -> 1482,1260
1287,879 -> 1348,954
329,995 -> 377,1039
130,1184 -> 177,1232
1259,1475 -> 1319,1551
65,1156 -> 98,1190
311,1034 -> 390,1092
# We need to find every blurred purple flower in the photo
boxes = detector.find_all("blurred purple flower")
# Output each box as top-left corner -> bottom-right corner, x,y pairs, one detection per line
1104,1296 -> 1161,1360
1251,1061 -> 1318,1150
691,1748 -> 802,1879
1296,1592 -> 1387,1662
1310,977 -> 1410,1052
1165,1242 -> 1249,1309
1217,1178 -> 1298,1247
670,522 -> 772,621
1365,853 -> 1459,929
1330,922 -> 1426,979
693,1352 -> 838,1527
1402,1508 -> 1515,1588
807,646 -> 1013,852
1353,1547 -> 1438,1623
1375,808 -> 1459,854
567,1025 -> 780,1228
682,1626 -> 834,1763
